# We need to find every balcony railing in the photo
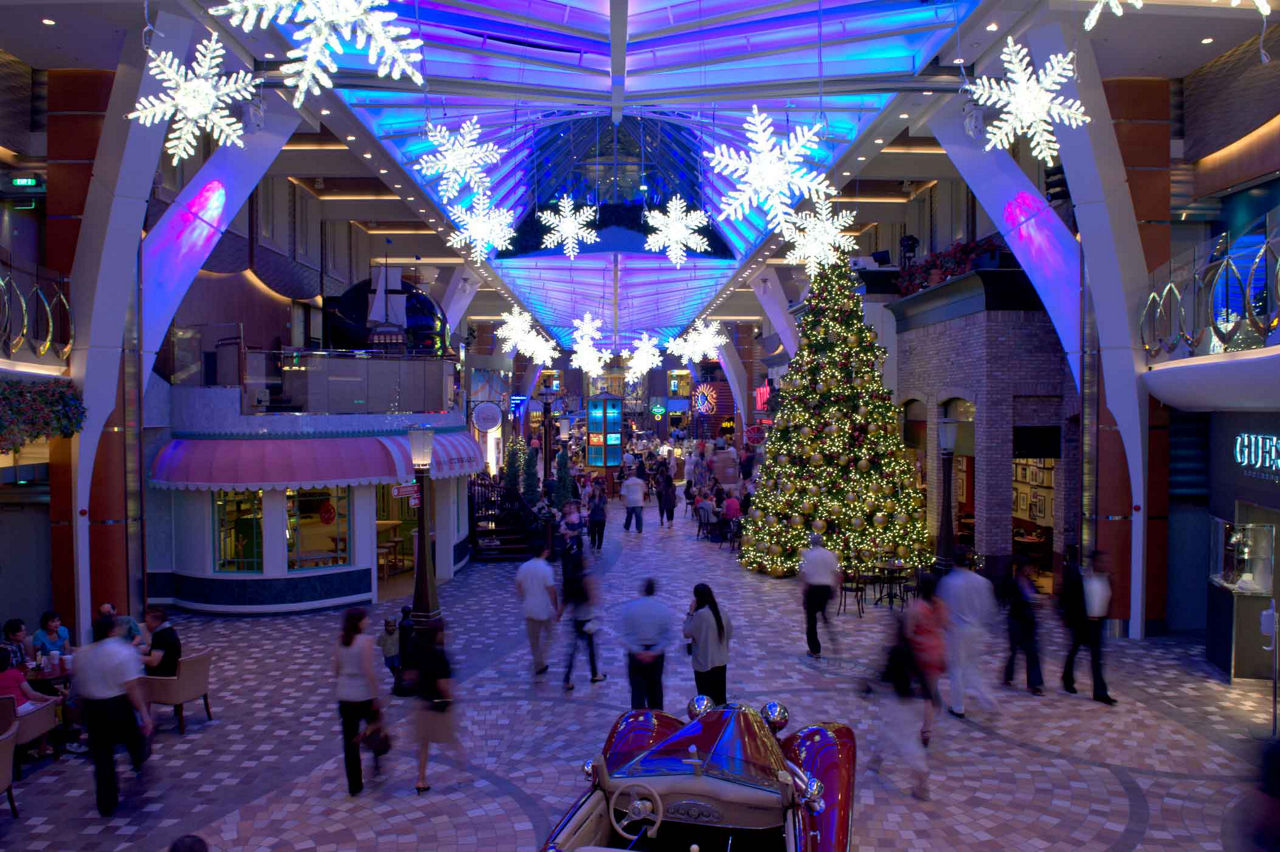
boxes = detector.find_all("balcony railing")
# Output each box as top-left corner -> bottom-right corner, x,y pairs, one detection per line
0,251 -> 74,368
1141,204 -> 1280,364
164,324 -> 458,415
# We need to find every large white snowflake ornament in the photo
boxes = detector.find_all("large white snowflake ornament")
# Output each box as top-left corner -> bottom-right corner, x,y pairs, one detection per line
965,38 -> 1091,166
624,333 -> 663,384
211,0 -> 423,108
496,307 -> 559,366
570,312 -> 611,378
128,33 -> 259,165
1230,0 -> 1271,18
445,193 -> 515,260
1083,0 -> 1144,30
784,199 -> 858,277
414,117 -> 506,202
666,319 -> 729,365
704,106 -> 834,232
644,195 -> 710,267
538,196 -> 599,260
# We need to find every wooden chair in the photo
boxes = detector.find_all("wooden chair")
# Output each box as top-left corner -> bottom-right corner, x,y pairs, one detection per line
1,720 -> 17,818
142,650 -> 213,734
0,696 -> 57,780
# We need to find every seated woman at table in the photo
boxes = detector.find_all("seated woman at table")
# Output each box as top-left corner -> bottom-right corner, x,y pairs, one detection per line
0,652 -> 60,719
32,610 -> 72,657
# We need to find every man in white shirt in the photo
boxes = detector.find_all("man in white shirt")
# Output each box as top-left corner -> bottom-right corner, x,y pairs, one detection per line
620,472 -> 647,533
74,615 -> 153,817
937,558 -> 999,718
515,545 -> 559,676
798,533 -> 841,658
619,578 -> 675,709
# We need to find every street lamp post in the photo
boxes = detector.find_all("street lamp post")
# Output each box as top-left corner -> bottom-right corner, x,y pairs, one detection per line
409,426 -> 439,628
538,377 -> 560,483
935,417 -> 959,571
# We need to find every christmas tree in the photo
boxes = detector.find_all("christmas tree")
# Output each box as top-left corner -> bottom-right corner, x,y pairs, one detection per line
739,262 -> 929,577
504,437 -> 527,495
522,447 -> 541,504
553,448 -> 574,507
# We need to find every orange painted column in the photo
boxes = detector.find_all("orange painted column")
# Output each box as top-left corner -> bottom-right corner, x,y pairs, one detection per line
44,69 -> 132,628
1102,78 -> 1172,631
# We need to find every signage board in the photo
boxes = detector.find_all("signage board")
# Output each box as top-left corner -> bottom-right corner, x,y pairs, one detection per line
1235,432 -> 1280,483
471,400 -> 503,433
408,495 -> 422,508
12,177 -> 37,187
393,484 -> 420,499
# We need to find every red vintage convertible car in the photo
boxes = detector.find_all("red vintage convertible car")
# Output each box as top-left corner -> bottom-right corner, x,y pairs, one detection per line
542,697 -> 856,852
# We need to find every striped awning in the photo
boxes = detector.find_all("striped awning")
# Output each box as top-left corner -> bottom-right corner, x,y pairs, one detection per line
149,436 -> 413,491
412,431 -> 485,480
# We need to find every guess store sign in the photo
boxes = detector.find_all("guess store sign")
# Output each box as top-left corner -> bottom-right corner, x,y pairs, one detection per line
1235,432 -> 1280,484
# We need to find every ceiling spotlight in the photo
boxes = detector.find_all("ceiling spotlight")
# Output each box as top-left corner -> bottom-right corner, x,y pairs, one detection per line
953,57 -> 965,65
320,108 -> 331,116
393,184 -> 402,188
379,168 -> 388,174
922,90 -> 934,96
264,52 -> 275,59
419,208 -> 426,213
842,170 -> 851,176
346,135 -> 356,141
874,138 -> 884,144
1201,37 -> 1214,44
986,22 -> 999,31
406,196 -> 415,201
899,113 -> 910,119
638,183 -> 648,190
856,156 -> 866,161
363,152 -> 372,159
41,18 -> 55,25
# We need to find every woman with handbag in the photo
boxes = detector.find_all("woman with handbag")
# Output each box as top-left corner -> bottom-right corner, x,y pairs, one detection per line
682,583 -> 731,705
413,622 -> 458,794
333,608 -> 381,796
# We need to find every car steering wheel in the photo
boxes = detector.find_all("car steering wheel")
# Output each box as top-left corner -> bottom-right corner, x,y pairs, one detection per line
609,781 -> 664,841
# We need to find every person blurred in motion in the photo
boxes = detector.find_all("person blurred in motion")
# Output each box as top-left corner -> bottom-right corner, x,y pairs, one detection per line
515,544 -> 558,677
375,618 -> 401,681
1060,546 -> 1116,705
1003,559 -> 1044,695
938,556 -> 998,718
867,613 -> 930,801
905,573 -> 947,747
561,540 -> 605,692
412,622 -> 459,795
683,583 -> 732,705
799,533 -> 841,658
586,484 -> 608,551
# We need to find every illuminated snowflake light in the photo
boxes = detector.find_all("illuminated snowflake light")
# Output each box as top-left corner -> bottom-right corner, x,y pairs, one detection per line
704,105 -> 834,232
784,199 -> 858,278
211,0 -> 423,108
496,307 -> 560,366
128,34 -> 258,165
570,312 -> 611,378
1230,0 -> 1271,18
1083,0 -> 1143,30
445,193 -> 515,260
666,319 -> 729,365
414,116 -> 506,202
538,196 -> 599,260
624,333 -> 663,384
644,195 -> 710,268
965,38 -> 1091,166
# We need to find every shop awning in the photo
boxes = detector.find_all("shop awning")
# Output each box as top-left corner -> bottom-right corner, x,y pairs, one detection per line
149,436 -> 414,491
382,432 -> 485,479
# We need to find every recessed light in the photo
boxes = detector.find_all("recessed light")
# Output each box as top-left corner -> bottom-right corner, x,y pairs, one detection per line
320,108 -> 331,116
874,138 -> 884,144
986,22 -> 999,31
379,168 -> 388,174
346,135 -> 356,141
842,170 -> 851,176
953,57 -> 965,65
41,18 -> 55,26
363,152 -> 372,158
406,196 -> 415,201
393,184 -> 402,189
1201,37 -> 1214,44
856,156 -> 866,161
922,90 -> 934,96
899,113 -> 910,119
264,52 -> 275,59
419,208 -> 426,213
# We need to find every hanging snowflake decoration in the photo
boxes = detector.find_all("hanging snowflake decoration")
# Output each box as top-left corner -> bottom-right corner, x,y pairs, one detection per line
496,307 -> 560,366
128,33 -> 259,165
1230,0 -> 1271,18
414,116 -> 506,202
644,195 -> 710,267
965,38 -> 1091,166
538,196 -> 599,260
1083,0 -> 1144,30
570,312 -> 611,378
445,193 -> 515,260
783,199 -> 858,277
704,105 -> 834,232
211,0 -> 423,108
666,319 -> 728,365
624,333 -> 663,384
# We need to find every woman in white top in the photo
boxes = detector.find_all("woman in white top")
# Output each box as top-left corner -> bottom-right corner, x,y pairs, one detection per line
683,583 -> 732,706
334,607 -> 381,796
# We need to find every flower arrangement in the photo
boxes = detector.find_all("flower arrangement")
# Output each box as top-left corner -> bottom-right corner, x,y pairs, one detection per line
897,235 -> 1007,295
0,379 -> 87,453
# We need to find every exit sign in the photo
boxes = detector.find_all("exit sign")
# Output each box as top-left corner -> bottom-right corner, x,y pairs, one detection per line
11,177 -> 37,187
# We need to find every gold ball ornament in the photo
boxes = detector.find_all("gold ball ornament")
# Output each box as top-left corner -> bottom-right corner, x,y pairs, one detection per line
853,377 -> 864,388
873,512 -> 888,527
781,481 -> 795,494
749,508 -> 762,520
799,336 -> 810,347
896,545 -> 910,557
912,511 -> 924,521
860,549 -> 873,561
884,499 -> 897,513
800,426 -> 813,438
806,484 -> 820,496
809,453 -> 823,466
789,515 -> 805,527
812,519 -> 828,534
847,333 -> 861,346
777,454 -> 790,466
868,423 -> 880,434
857,459 -> 871,472
894,513 -> 909,525
768,544 -> 782,557
864,498 -> 876,511
823,424 -> 837,435
868,481 -> 880,494
851,516 -> 865,530
845,492 -> 858,504
857,406 -> 869,419
766,515 -> 778,527
866,329 -> 878,343
838,454 -> 850,465
741,535 -> 754,549
801,501 -> 814,515
815,382 -> 826,393
756,542 -> 769,554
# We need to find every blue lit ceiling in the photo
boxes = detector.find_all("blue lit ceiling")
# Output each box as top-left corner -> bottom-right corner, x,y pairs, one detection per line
314,0 -> 981,340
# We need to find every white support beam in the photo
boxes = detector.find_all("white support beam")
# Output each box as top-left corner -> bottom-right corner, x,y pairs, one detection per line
717,340 -> 752,439
68,12 -> 196,644
750,274 -> 799,357
610,0 -> 629,123
441,269 -> 481,333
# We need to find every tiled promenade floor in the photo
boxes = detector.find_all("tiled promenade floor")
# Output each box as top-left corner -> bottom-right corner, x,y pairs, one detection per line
0,501 -> 1271,850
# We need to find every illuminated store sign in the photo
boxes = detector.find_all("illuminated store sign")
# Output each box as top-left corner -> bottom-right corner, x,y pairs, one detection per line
1235,432 -> 1280,482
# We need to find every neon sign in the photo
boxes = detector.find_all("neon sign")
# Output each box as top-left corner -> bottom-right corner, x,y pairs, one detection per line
1235,433 -> 1280,482
693,383 -> 718,415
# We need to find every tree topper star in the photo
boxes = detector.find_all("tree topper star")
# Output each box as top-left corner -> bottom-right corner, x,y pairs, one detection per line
128,33 -> 259,165
414,116 -> 506,201
644,195 -> 711,267
539,196 -> 599,260
211,0 -> 423,108
704,106 -> 834,233
965,38 -> 1091,166
784,199 -> 858,278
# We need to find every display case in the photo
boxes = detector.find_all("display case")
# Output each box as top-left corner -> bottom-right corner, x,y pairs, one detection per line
1207,518 -> 1276,680
586,393 -> 622,469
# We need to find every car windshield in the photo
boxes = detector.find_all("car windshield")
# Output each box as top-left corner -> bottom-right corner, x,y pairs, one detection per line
613,706 -> 789,792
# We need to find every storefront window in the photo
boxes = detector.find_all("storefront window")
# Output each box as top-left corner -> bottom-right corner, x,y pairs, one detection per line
287,487 -> 349,571
375,483 -> 417,578
213,490 -> 264,573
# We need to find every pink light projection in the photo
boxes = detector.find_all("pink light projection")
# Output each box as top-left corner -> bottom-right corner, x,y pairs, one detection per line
1002,191 -> 1068,284
176,179 -> 226,260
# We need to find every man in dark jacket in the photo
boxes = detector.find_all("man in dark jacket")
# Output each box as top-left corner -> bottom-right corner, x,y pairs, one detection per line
1060,547 -> 1116,705
1002,559 -> 1044,695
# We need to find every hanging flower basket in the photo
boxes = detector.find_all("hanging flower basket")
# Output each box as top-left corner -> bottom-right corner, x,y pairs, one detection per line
0,379 -> 87,454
